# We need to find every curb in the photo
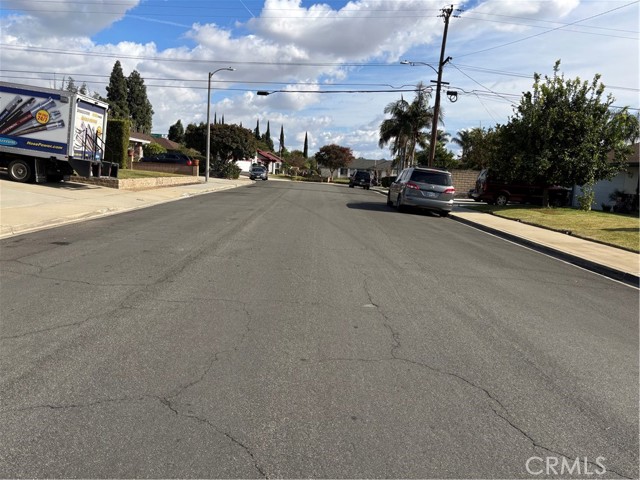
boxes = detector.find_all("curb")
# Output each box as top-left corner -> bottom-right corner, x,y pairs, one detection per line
450,214 -> 639,287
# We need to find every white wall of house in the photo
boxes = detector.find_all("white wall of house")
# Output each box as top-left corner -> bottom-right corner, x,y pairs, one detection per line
237,160 -> 253,172
572,166 -> 638,210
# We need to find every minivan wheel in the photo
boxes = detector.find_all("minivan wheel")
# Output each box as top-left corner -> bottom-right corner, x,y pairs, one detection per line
396,195 -> 405,212
495,194 -> 509,206
386,191 -> 393,206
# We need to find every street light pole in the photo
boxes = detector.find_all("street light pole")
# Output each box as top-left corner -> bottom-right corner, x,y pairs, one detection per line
206,67 -> 235,182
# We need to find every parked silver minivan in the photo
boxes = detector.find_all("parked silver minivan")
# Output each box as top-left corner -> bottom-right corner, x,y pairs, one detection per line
387,167 -> 455,216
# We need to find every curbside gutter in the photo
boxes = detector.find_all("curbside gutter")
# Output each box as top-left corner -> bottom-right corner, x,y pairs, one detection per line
450,214 -> 640,288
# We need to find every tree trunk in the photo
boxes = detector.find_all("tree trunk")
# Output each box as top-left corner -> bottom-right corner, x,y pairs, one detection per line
542,188 -> 550,208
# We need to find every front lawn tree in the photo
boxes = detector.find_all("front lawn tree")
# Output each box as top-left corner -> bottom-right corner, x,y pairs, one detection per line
210,123 -> 257,161
315,144 -> 354,181
106,60 -> 129,120
127,70 -> 153,134
496,60 -> 639,208
168,119 -> 185,144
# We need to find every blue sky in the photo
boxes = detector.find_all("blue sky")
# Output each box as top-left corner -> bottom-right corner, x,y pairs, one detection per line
1,0 -> 638,159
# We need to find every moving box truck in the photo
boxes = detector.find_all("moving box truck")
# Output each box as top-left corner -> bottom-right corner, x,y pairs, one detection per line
0,81 -> 117,183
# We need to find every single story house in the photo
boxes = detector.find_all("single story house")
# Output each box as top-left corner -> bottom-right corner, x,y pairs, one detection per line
572,143 -> 639,211
319,158 -> 397,180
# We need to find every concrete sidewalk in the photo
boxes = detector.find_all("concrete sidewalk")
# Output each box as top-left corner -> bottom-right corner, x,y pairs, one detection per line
0,176 -> 251,239
1,178 -> 638,286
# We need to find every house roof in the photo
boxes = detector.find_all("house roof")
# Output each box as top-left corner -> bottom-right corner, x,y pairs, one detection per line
129,131 -> 181,151
257,150 -> 282,162
129,131 -> 154,144
608,142 -> 639,166
349,158 -> 394,171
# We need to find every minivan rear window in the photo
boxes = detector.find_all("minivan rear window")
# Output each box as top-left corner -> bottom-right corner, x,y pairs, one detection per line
411,171 -> 451,186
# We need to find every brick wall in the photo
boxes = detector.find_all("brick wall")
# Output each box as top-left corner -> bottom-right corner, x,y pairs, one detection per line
70,175 -> 201,190
451,169 -> 480,197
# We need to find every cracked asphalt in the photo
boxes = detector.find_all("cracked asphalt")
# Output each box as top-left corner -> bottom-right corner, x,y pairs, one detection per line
1,181 -> 638,479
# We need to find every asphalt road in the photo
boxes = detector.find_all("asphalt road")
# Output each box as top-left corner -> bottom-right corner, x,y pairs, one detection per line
1,181 -> 638,479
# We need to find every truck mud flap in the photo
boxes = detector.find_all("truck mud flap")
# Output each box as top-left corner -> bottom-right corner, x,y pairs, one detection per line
68,158 -> 92,178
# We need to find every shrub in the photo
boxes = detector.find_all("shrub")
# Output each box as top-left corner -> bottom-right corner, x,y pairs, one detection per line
105,119 -> 130,169
577,184 -> 595,211
143,142 -> 166,157
209,157 -> 241,179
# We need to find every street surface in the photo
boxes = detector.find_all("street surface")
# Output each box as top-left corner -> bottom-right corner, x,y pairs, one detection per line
1,181 -> 638,478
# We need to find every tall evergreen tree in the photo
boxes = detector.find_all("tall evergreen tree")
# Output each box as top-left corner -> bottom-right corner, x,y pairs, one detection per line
303,132 -> 308,158
79,83 -> 88,95
279,125 -> 285,154
262,121 -> 274,151
254,119 -> 260,140
106,60 -> 129,120
127,70 -> 153,133
168,119 -> 185,144
214,112 -> 217,125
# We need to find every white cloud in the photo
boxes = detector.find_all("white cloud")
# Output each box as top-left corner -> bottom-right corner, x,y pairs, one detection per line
1,0 -> 140,40
0,0 -> 637,160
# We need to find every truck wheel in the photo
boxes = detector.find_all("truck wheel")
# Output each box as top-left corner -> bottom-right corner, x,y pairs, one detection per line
9,159 -> 32,183
495,193 -> 509,206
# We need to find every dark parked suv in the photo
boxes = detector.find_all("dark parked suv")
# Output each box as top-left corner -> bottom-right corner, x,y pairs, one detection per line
387,167 -> 455,216
349,171 -> 371,189
140,152 -> 194,165
471,169 -> 570,206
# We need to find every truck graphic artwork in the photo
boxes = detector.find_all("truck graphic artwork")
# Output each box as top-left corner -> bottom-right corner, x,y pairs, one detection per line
0,81 -> 113,183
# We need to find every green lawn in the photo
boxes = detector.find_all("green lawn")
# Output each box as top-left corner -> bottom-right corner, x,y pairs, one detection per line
117,169 -> 190,179
466,205 -> 640,252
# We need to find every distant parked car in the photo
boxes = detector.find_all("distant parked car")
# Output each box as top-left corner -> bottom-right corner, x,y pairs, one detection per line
471,169 -> 570,206
349,171 -> 371,189
140,153 -> 194,165
249,165 -> 268,180
387,166 -> 455,216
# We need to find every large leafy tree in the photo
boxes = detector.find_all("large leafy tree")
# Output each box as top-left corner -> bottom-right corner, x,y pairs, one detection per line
106,60 -> 129,120
184,122 -> 206,153
168,119 -> 185,143
315,144 -> 354,180
127,70 -> 153,133
211,123 -> 257,161
494,61 -> 639,206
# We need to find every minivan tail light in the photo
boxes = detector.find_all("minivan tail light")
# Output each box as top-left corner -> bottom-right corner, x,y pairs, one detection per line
406,181 -> 420,190
443,187 -> 455,194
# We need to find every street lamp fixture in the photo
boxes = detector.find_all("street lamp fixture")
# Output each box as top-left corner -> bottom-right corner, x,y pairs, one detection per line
206,67 -> 235,182
400,60 -> 438,76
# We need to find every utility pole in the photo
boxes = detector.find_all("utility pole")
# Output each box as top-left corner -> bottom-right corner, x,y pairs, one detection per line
429,5 -> 456,167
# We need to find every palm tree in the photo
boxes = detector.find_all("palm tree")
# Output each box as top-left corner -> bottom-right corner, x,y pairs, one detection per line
378,97 -> 410,171
452,129 -> 473,162
378,83 -> 435,170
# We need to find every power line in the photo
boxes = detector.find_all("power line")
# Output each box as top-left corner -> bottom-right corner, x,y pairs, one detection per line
0,44 -> 413,67
454,1 -> 639,59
